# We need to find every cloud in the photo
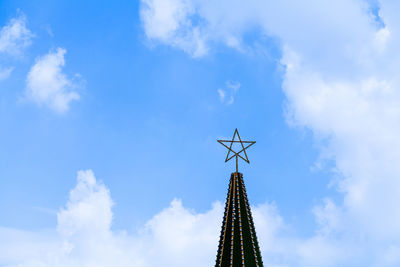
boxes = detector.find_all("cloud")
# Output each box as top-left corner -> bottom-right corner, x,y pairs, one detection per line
0,14 -> 33,82
141,0 -> 400,265
217,80 -> 240,105
0,170 -> 291,267
217,88 -> 225,102
140,0 -> 208,57
0,14 -> 33,56
25,48 -> 81,113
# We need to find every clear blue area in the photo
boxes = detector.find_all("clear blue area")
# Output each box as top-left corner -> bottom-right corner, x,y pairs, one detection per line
0,0 -> 336,237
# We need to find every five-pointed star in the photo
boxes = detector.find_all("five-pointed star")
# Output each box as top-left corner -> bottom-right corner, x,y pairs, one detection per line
217,129 -> 256,172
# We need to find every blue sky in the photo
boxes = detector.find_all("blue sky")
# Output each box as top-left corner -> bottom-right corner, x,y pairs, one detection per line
0,0 -> 329,230
1,0 -> 400,266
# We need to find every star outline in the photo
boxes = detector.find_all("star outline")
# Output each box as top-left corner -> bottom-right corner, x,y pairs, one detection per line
217,128 -> 256,173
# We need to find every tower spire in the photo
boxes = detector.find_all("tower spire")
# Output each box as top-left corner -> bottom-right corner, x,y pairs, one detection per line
216,129 -> 263,267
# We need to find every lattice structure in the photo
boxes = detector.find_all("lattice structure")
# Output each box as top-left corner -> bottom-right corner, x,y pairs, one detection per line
215,172 -> 263,267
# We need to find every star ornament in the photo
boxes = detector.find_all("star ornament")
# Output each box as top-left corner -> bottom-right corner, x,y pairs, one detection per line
217,129 -> 256,173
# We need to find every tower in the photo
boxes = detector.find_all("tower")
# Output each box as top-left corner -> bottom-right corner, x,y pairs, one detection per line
216,129 -> 263,267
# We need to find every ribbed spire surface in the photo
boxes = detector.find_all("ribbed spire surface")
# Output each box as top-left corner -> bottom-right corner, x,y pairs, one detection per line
215,172 -> 263,267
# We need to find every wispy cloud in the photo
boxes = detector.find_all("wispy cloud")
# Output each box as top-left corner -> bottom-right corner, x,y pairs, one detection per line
0,13 -> 33,56
25,48 -> 81,113
217,80 -> 240,105
0,13 -> 33,82
140,0 -> 213,57
217,88 -> 225,102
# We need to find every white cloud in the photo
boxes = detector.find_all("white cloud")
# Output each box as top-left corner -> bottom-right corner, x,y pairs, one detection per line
0,14 -> 33,55
25,48 -> 81,113
141,0 -> 400,265
0,14 -> 33,82
0,170 -> 292,267
217,80 -> 240,105
217,88 -> 225,102
140,0 -> 208,57
139,198 -> 222,266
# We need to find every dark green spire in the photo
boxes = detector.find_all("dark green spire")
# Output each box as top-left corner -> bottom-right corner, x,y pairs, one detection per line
215,172 -> 263,267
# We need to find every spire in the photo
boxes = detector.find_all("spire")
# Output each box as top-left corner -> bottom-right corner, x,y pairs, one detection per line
215,172 -> 263,267
216,129 -> 263,266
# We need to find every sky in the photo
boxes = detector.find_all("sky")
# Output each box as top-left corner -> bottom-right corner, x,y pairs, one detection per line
1,0 -> 400,266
